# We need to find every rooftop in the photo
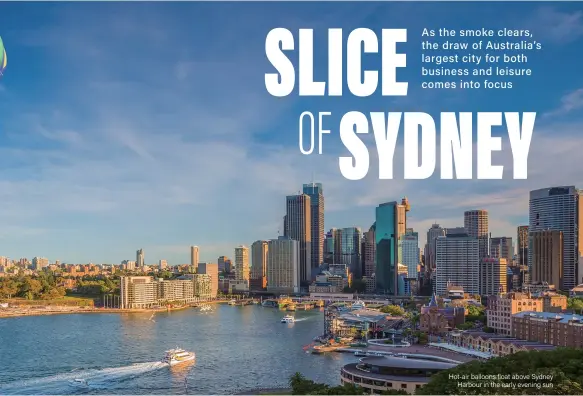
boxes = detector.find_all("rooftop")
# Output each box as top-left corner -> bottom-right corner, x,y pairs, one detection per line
514,311 -> 583,324
359,356 -> 458,370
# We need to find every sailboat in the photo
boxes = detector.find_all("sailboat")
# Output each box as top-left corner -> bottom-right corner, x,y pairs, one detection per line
149,311 -> 156,322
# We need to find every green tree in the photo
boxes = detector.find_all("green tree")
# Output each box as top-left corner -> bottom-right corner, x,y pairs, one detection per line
380,305 -> 406,316
417,348 -> 583,395
567,298 -> 583,312
21,278 -> 42,299
0,279 -> 18,299
288,373 -> 407,395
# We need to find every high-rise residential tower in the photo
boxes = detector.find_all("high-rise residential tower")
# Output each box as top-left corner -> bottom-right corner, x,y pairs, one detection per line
435,228 -> 480,295
375,198 -> 409,295
303,183 -> 324,272
529,186 -> 583,289
136,249 -> 144,267
266,236 -> 300,293
234,246 -> 250,284
190,246 -> 199,267
198,262 -> 219,298
284,194 -> 312,284
464,210 -> 489,260
251,240 -> 268,280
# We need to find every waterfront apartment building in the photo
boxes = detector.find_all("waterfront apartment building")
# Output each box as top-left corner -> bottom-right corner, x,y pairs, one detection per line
434,228 -> 479,296
250,240 -> 268,280
120,275 -> 212,308
190,246 -> 199,268
464,210 -> 489,260
530,230 -> 563,289
284,193 -> 312,284
266,236 -> 300,293
529,186 -> 583,289
120,276 -> 157,308
376,198 -> 409,295
480,257 -> 507,296
136,249 -> 144,267
303,182 -> 325,272
402,230 -> 420,279
197,263 -> 219,298
513,311 -> 583,348
517,225 -> 529,267
487,292 -> 543,336
235,246 -> 250,286
490,236 -> 513,265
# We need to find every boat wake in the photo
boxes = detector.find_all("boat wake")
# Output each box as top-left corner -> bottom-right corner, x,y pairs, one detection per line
0,361 -> 167,394
293,317 -> 308,322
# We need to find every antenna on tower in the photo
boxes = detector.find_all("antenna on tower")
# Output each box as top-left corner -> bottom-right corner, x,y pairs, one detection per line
311,171 -> 316,187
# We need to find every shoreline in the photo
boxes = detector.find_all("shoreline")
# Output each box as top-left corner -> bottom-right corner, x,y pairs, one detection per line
0,300 -> 237,319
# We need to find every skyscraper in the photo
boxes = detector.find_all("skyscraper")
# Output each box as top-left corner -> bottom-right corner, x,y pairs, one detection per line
435,228 -> 480,295
218,256 -> 230,273
517,225 -> 529,267
284,194 -> 312,284
235,246 -> 250,284
340,227 -> 362,278
375,198 -> 409,295
136,249 -> 144,267
251,240 -> 268,280
529,186 -> 583,289
159,259 -> 168,270
266,236 -> 300,293
402,229 -> 419,279
490,236 -> 513,264
464,210 -> 489,260
190,246 -> 199,267
198,262 -> 219,298
303,183 -> 324,272
425,224 -> 446,272
324,228 -> 342,264
530,230 -> 563,288
363,225 -> 376,277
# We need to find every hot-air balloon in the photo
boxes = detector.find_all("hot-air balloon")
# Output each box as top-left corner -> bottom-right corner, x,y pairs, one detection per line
0,36 -> 6,77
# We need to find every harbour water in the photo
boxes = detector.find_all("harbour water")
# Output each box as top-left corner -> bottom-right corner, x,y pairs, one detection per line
0,304 -> 358,394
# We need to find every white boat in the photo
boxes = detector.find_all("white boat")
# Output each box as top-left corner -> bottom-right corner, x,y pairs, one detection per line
228,299 -> 237,305
68,379 -> 88,387
200,304 -> 212,312
162,348 -> 196,366
281,315 -> 295,323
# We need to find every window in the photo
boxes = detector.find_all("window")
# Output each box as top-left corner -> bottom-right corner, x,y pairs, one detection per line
401,384 -> 407,389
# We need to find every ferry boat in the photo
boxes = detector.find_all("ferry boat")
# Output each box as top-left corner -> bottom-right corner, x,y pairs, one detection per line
162,348 -> 196,366
281,314 -> 295,323
228,299 -> 237,305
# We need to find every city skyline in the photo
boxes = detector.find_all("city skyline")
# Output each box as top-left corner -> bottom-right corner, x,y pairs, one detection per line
2,2 -> 583,263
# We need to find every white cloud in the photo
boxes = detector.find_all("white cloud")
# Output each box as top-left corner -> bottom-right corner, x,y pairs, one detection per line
3,4 -> 583,264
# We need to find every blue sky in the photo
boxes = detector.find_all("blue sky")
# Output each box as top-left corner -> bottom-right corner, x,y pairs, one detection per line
1,2 -> 583,265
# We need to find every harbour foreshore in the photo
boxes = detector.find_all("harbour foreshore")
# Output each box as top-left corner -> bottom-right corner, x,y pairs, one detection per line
0,299 -> 236,318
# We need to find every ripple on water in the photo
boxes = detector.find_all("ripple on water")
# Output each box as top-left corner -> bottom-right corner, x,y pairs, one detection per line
0,305 -> 358,394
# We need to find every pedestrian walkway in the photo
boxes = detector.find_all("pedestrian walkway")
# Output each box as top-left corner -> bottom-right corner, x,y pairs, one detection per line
428,342 -> 494,359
